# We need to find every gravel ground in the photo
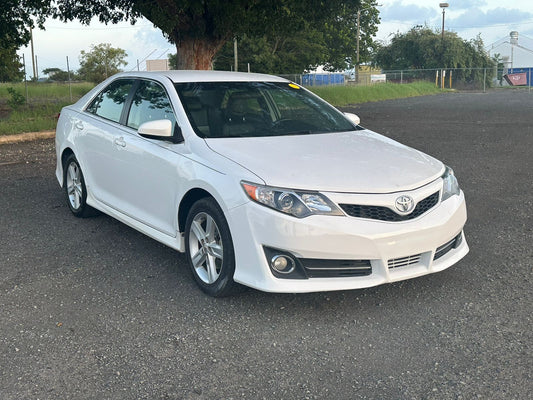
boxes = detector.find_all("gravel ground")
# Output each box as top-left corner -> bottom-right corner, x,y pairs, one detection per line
0,89 -> 531,399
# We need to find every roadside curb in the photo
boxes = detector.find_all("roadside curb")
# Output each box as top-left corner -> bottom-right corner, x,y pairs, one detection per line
0,131 -> 55,145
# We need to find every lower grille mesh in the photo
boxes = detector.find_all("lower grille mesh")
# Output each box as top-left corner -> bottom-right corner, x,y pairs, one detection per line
388,254 -> 421,269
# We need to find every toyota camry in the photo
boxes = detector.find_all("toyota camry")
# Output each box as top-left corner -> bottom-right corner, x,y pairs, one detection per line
55,71 -> 468,296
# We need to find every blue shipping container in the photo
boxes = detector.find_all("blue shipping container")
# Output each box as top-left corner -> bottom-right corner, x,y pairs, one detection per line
302,73 -> 345,86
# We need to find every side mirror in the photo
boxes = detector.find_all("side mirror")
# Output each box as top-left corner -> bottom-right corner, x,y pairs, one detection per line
138,119 -> 173,138
138,119 -> 183,143
344,112 -> 361,126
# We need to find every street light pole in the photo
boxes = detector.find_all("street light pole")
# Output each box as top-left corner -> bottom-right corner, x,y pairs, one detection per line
355,10 -> 360,83
440,3 -> 448,40
439,3 -> 449,89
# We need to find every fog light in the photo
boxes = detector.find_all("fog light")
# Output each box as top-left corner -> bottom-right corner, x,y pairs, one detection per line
271,255 -> 296,274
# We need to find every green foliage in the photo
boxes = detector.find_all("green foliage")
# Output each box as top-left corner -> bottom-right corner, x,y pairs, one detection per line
42,67 -> 73,81
77,43 -> 127,83
323,0 -> 380,71
309,82 -> 440,106
212,0 -> 380,74
213,31 -> 326,74
45,0 -> 369,70
168,54 -> 177,70
374,27 -> 495,87
0,1 -> 52,49
6,87 -> 26,109
0,45 -> 24,82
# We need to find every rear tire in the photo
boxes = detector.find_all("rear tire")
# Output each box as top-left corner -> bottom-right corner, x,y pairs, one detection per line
63,154 -> 99,218
184,198 -> 243,297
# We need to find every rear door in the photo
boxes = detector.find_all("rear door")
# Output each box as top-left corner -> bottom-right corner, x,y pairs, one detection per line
76,78 -> 136,207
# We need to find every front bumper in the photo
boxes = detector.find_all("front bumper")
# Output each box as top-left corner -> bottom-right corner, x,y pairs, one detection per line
227,190 -> 468,293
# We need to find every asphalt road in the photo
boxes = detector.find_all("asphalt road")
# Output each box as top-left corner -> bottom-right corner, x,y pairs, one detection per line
1,89 -> 532,399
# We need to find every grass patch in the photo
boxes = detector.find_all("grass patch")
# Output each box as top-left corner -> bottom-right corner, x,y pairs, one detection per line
0,82 -> 94,135
308,81 -> 441,106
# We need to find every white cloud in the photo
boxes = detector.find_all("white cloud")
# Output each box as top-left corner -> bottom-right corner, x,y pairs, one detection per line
18,17 -> 172,78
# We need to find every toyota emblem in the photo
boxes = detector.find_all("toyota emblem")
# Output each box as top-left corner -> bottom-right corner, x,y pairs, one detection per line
395,195 -> 414,213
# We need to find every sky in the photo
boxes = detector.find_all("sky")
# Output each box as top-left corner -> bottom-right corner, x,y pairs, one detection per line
18,0 -> 533,77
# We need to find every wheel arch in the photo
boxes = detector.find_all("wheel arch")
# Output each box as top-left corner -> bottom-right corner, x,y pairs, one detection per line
59,147 -> 75,186
178,188 -> 214,233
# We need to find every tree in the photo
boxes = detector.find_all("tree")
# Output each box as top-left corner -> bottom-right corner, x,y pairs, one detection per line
42,67 -> 72,81
213,31 -> 326,74
0,1 -> 51,49
48,0 -> 363,70
322,0 -> 380,71
0,46 -> 24,82
212,0 -> 380,73
168,53 -> 178,70
374,27 -> 495,86
77,43 -> 127,83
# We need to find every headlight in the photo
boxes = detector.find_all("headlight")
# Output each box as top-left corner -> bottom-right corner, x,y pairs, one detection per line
442,166 -> 460,201
241,182 -> 344,218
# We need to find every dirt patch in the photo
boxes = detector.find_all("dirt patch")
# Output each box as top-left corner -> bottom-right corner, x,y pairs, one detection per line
0,130 -> 55,144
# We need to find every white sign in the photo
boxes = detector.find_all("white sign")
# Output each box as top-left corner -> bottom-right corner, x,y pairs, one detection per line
371,74 -> 386,83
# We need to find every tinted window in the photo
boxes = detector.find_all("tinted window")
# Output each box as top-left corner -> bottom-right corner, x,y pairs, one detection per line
174,81 -> 355,138
127,80 -> 176,130
86,79 -> 134,123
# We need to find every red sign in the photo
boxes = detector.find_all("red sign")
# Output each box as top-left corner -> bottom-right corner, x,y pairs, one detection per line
504,73 -> 528,86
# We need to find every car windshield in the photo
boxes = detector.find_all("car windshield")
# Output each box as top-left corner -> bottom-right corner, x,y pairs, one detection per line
174,81 -> 355,138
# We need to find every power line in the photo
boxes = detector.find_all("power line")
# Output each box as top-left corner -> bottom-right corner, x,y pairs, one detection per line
44,24 -> 154,31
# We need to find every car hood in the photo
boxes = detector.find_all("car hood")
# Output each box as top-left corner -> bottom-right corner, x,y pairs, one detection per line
205,130 -> 444,193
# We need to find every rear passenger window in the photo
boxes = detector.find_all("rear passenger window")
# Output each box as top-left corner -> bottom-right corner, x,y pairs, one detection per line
127,80 -> 176,130
86,79 -> 134,123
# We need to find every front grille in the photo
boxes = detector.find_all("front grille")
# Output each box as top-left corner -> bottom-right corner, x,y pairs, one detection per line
299,258 -> 372,278
339,192 -> 440,222
388,254 -> 421,269
434,233 -> 462,260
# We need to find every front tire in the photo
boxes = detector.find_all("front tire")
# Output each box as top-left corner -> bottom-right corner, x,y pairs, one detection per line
63,154 -> 98,218
184,198 -> 241,297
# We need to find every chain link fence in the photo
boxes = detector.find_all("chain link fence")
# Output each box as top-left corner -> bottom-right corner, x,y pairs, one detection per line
280,67 -> 533,92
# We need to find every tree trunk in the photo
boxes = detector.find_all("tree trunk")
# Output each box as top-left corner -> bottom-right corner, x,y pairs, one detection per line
174,37 -> 226,70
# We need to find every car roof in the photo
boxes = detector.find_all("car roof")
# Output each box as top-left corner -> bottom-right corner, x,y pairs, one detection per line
112,70 -> 289,83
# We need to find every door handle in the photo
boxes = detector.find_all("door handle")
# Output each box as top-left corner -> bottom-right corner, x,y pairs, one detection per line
114,137 -> 126,147
74,122 -> 84,130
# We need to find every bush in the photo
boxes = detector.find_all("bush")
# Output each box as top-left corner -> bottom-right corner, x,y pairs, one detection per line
6,87 -> 26,110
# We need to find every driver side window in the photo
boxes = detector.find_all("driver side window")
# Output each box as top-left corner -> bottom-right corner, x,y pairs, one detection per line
127,80 -> 176,130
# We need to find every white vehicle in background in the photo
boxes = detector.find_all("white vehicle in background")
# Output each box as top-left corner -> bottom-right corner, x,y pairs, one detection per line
55,71 -> 468,296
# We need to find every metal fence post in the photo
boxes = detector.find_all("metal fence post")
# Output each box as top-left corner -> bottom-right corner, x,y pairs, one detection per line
66,56 -> 72,103
483,68 -> 486,93
22,54 -> 28,103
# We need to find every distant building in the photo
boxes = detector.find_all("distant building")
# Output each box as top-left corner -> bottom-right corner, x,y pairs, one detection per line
146,59 -> 170,71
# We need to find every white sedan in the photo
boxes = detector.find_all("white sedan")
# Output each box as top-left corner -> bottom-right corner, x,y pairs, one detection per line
55,71 -> 468,296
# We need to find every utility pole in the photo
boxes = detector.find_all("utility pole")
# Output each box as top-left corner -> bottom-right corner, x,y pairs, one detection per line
22,54 -> 28,102
234,37 -> 238,72
66,56 -> 72,102
30,26 -> 37,80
